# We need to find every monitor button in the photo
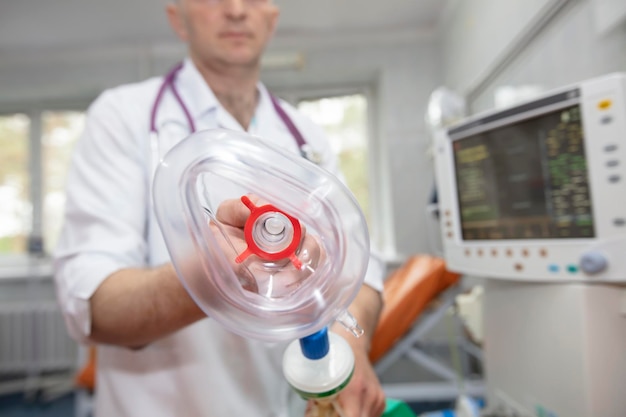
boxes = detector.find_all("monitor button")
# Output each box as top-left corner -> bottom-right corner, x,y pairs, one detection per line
598,99 -> 612,110
548,264 -> 559,273
566,264 -> 579,274
580,251 -> 607,275
606,160 -> 620,167
614,218 -> 626,226
608,175 -> 621,183
604,144 -> 618,152
601,115 -> 613,124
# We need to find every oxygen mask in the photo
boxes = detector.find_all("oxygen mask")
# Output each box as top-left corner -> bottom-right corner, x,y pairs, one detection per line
153,129 -> 369,342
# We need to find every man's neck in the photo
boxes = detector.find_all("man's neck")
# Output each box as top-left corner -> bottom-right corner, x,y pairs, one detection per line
191,55 -> 260,131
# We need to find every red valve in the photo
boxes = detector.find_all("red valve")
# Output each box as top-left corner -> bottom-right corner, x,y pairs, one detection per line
235,196 -> 303,270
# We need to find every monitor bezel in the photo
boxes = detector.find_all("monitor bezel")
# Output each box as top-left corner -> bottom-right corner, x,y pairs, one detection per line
446,88 -> 597,245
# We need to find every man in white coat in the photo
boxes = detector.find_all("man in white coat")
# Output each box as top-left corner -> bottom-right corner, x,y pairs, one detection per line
54,0 -> 386,416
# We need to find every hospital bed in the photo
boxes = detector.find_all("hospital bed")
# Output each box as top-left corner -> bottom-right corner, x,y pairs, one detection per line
370,255 -> 485,403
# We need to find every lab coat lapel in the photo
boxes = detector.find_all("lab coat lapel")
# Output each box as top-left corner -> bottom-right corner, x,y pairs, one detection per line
175,58 -> 245,132
175,58 -> 220,122
170,59 -> 287,135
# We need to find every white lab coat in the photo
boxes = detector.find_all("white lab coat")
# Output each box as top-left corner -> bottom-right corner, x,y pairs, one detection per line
54,58 -> 384,417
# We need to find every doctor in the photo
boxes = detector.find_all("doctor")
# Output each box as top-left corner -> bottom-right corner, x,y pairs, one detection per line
54,0 -> 386,416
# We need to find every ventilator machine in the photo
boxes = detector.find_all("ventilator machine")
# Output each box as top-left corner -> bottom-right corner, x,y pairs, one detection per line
434,73 -> 626,417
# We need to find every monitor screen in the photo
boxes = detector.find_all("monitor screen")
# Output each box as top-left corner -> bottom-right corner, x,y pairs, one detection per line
452,105 -> 595,240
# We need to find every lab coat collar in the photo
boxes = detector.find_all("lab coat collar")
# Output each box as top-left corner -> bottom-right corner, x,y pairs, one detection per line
176,58 -> 220,120
253,83 -> 285,135
175,58 -> 280,134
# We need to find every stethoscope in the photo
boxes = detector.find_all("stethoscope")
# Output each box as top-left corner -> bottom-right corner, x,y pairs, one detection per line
149,61 -> 322,164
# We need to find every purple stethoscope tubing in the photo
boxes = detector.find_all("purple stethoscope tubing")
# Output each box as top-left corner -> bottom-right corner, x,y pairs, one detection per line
149,62 -> 310,156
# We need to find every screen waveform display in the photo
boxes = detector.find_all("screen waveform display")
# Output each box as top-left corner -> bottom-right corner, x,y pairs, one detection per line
453,105 -> 595,240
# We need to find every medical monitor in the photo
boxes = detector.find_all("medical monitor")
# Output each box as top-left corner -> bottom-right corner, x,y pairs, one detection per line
434,73 -> 626,281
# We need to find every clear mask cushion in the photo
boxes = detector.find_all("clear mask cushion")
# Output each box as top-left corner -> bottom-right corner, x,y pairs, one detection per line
153,129 -> 370,342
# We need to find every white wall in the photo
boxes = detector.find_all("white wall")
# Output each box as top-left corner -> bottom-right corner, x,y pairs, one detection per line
0,44 -> 184,109
439,0 -> 626,111
264,38 -> 443,259
440,0 -> 565,96
471,0 -> 626,111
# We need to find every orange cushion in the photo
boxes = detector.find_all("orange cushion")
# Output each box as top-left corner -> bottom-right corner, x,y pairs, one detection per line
369,255 -> 460,363
75,346 -> 97,391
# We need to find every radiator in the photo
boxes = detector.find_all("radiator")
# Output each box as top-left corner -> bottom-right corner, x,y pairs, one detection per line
0,302 -> 77,375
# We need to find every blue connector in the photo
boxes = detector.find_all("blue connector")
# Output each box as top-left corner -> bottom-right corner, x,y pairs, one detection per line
299,327 -> 330,360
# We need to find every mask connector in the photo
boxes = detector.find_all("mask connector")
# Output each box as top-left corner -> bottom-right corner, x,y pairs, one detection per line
335,310 -> 364,338
235,195 -> 303,269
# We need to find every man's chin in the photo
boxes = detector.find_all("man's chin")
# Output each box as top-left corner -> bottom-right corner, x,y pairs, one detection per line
221,54 -> 261,70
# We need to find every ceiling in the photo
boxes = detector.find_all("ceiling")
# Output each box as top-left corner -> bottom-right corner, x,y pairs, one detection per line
0,0 -> 448,51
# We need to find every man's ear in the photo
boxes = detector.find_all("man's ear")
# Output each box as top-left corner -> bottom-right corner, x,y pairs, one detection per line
166,2 -> 189,41
266,4 -> 280,36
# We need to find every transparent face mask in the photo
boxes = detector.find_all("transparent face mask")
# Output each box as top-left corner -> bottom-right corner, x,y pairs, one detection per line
153,129 -> 370,342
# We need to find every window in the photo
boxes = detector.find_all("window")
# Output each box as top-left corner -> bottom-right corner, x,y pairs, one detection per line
0,114 -> 30,255
0,110 -> 84,259
297,94 -> 371,222
42,111 -> 85,253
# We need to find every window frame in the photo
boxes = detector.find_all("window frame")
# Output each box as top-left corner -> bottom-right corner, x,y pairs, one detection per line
273,83 -> 396,257
0,98 -> 91,269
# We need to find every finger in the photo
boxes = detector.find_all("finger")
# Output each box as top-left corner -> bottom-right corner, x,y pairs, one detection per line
298,233 -> 323,269
304,399 -> 315,417
337,388 -> 364,417
361,377 -> 386,417
215,194 -> 270,227
360,388 -> 386,417
338,359 -> 386,417
215,198 -> 251,227
208,222 -> 258,289
209,222 -> 247,253
350,377 -> 382,417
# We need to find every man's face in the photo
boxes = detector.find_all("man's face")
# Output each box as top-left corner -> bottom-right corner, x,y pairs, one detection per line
168,0 -> 280,69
